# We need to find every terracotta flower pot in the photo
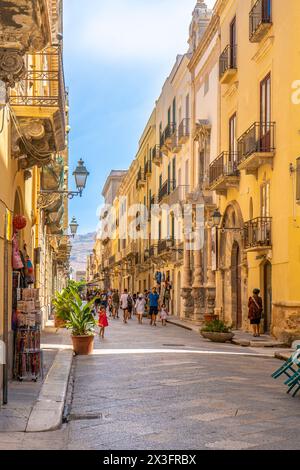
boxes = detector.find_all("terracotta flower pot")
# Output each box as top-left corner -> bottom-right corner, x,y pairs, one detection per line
54,316 -> 67,329
204,314 -> 218,323
200,331 -> 234,343
72,335 -> 94,355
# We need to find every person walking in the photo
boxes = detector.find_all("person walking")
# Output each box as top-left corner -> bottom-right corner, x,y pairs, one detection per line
120,289 -> 129,324
98,305 -> 109,339
127,293 -> 133,320
160,303 -> 169,327
248,288 -> 263,337
149,287 -> 160,327
135,294 -> 146,324
112,289 -> 120,319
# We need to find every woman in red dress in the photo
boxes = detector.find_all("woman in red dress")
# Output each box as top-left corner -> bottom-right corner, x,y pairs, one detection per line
98,306 -> 109,339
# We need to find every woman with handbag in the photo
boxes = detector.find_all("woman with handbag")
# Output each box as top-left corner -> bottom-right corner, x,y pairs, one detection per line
248,288 -> 263,337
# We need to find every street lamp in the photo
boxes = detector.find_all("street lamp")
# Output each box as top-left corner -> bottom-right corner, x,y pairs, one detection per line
38,158 -> 90,205
69,217 -> 79,238
211,209 -> 243,233
73,159 -> 90,197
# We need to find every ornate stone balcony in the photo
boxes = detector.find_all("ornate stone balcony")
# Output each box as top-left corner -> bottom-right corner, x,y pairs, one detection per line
152,146 -> 163,167
0,0 -> 52,87
10,46 -> 66,170
178,118 -> 190,144
136,168 -> 146,190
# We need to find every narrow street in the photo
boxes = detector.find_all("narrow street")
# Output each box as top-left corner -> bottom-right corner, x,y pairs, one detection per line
2,319 -> 299,450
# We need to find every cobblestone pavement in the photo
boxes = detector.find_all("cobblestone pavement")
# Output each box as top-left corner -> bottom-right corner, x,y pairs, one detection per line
1,317 -> 299,450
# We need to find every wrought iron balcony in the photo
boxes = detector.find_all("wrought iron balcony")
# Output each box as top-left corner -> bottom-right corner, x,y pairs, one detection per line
152,145 -> 163,166
249,0 -> 272,43
158,180 -> 176,203
136,168 -> 146,190
170,130 -> 182,153
219,45 -> 237,84
160,123 -> 176,153
237,122 -> 275,175
244,217 -> 272,251
178,118 -> 190,144
158,239 -> 175,255
144,160 -> 152,177
209,152 -> 240,195
10,46 -> 66,169
149,245 -> 158,258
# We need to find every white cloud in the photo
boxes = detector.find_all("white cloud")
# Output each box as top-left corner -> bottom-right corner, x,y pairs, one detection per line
65,0 -> 215,64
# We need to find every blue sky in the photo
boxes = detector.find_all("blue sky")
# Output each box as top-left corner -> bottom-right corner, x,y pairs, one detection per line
64,0 -> 215,234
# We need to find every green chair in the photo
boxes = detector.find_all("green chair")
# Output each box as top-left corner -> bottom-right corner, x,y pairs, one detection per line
271,346 -> 300,380
285,370 -> 300,397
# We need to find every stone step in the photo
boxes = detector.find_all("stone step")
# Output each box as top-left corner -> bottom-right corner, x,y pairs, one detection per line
232,338 -> 287,348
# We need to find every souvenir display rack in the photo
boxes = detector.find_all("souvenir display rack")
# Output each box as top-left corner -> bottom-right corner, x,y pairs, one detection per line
13,287 -> 43,382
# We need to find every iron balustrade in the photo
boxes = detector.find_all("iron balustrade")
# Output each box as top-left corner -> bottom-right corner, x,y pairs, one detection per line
157,239 -> 175,254
219,45 -> 237,79
136,168 -> 146,189
178,118 -> 190,142
144,160 -> 152,176
160,123 -> 176,147
209,152 -> 240,186
149,245 -> 157,257
249,0 -> 272,41
244,217 -> 272,250
237,122 -> 276,165
158,180 -> 176,203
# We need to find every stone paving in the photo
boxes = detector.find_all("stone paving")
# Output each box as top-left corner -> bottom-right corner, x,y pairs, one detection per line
0,317 -> 299,450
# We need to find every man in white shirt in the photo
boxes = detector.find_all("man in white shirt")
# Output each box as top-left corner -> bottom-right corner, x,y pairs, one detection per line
120,289 -> 129,324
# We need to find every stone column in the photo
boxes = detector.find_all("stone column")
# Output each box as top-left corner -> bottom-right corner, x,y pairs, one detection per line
205,224 -> 216,317
181,244 -> 194,320
192,248 -> 205,324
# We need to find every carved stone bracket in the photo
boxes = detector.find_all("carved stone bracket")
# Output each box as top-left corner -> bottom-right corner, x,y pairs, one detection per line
37,192 -> 61,210
0,48 -> 26,88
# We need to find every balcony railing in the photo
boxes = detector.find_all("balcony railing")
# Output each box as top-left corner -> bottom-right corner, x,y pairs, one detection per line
149,245 -> 158,258
178,118 -> 190,144
158,180 -> 176,203
209,152 -> 240,187
10,46 -> 66,152
249,0 -> 272,42
237,122 -> 275,170
160,123 -> 176,150
144,160 -> 152,177
136,168 -> 146,190
219,45 -> 237,83
152,145 -> 163,166
158,239 -> 175,255
244,217 -> 272,251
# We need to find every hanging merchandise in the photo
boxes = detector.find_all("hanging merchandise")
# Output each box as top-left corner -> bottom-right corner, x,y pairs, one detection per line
26,257 -> 35,285
13,288 -> 43,382
12,233 -> 24,270
13,215 -> 27,231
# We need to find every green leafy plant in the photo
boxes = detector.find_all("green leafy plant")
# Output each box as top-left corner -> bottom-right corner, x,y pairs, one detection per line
201,319 -> 233,334
52,281 -> 86,322
66,288 -> 97,336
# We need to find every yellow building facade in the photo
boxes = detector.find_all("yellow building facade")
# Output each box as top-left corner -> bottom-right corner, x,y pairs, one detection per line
209,0 -> 300,341
0,0 -> 69,397
97,0 -> 300,342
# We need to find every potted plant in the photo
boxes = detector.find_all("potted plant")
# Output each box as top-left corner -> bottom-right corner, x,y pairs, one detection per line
66,289 -> 97,355
52,281 -> 85,328
200,319 -> 234,343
